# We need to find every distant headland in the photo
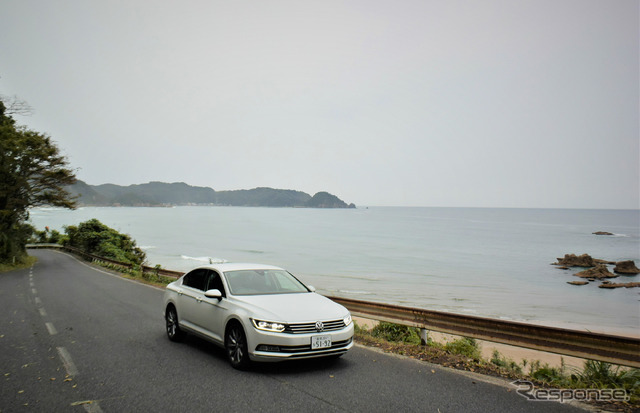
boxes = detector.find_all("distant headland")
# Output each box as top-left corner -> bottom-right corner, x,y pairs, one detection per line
66,180 -> 356,209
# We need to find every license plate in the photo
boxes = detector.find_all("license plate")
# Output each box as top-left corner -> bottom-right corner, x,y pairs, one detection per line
311,335 -> 332,349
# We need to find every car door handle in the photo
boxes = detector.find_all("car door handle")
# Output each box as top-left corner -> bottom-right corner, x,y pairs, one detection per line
196,297 -> 203,303
177,290 -> 183,296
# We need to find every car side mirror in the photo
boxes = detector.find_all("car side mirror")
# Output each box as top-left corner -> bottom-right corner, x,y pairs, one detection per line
204,289 -> 222,300
307,285 -> 316,292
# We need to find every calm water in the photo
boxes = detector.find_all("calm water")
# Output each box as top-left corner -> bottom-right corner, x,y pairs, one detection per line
29,206 -> 640,335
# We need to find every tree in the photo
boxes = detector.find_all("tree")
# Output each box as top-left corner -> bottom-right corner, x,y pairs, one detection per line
0,94 -> 33,117
0,99 -> 76,263
63,219 -> 146,266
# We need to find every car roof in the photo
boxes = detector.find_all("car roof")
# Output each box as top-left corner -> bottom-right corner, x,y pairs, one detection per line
191,263 -> 286,273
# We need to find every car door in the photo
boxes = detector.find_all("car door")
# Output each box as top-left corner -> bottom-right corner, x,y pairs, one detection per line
190,270 -> 228,343
178,268 -> 209,330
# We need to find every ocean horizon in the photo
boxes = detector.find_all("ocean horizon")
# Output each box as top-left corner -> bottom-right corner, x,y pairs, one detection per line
29,206 -> 640,336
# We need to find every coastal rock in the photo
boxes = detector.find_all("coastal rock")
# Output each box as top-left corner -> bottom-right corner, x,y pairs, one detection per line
613,260 -> 640,274
567,281 -> 589,286
598,282 -> 640,289
555,253 -> 595,267
592,231 -> 614,236
574,264 -> 618,279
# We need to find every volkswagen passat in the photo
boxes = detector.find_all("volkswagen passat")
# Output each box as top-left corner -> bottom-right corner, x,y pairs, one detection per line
163,263 -> 354,369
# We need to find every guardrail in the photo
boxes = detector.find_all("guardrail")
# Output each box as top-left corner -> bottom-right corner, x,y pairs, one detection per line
328,296 -> 640,368
28,244 -> 640,368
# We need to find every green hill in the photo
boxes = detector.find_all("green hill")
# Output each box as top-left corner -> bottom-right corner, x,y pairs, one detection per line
67,181 -> 355,209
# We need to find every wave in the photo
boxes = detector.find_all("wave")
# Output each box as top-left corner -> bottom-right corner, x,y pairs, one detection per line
336,289 -> 373,295
180,255 -> 227,264
139,246 -> 156,250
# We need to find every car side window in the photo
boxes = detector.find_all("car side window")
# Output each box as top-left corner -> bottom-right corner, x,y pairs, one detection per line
183,269 -> 208,291
206,270 -> 226,297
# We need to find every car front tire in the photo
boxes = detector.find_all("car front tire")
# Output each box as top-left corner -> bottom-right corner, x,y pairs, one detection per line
166,306 -> 186,342
225,322 -> 250,369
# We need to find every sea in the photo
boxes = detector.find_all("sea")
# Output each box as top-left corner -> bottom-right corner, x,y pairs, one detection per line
28,206 -> 640,336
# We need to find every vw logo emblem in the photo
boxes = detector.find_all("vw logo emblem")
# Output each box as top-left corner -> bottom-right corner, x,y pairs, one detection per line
315,321 -> 324,332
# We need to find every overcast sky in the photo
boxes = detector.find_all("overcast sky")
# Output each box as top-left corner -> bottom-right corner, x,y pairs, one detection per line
1,0 -> 638,208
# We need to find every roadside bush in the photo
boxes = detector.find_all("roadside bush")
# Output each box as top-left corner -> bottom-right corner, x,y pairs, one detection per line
529,361 -> 567,386
371,322 -> 422,345
63,219 -> 146,266
574,361 -> 640,396
490,350 -> 523,374
1,223 -> 36,265
31,227 -> 65,244
444,337 -> 481,361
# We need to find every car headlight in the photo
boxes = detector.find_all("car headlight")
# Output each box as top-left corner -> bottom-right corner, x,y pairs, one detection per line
251,319 -> 286,333
343,313 -> 352,327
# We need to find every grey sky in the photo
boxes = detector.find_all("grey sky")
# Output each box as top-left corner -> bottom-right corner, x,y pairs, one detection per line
1,0 -> 638,208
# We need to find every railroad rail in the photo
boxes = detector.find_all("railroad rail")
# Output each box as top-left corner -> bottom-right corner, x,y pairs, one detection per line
27,244 -> 640,368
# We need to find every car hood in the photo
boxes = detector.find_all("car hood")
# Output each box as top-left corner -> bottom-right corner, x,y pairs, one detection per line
232,293 -> 348,322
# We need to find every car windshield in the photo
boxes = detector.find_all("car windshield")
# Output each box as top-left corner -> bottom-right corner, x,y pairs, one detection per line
224,269 -> 309,295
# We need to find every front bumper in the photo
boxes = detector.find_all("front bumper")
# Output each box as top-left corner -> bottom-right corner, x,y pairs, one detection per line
247,323 -> 355,362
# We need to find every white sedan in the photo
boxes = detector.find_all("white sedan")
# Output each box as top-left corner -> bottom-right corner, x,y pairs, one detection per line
163,263 -> 354,369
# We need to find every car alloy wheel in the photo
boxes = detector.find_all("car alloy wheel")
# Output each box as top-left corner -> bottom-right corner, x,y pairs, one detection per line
166,307 -> 185,342
225,323 -> 249,369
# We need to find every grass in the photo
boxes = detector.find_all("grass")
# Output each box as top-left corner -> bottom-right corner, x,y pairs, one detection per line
0,256 -> 37,273
371,321 -> 422,345
490,349 -> 523,375
444,337 -> 482,361
94,260 -> 175,287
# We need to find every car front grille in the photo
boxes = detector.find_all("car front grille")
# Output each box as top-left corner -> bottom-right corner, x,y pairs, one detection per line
284,319 -> 346,334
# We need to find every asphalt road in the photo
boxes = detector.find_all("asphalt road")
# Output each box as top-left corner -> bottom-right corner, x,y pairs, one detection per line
1,249 -> 587,412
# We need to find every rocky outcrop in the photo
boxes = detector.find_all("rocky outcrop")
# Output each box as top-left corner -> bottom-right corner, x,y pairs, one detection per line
554,254 -> 596,267
574,264 -> 618,279
557,253 -> 639,288
598,282 -> 640,289
614,260 -> 640,274
592,231 -> 614,235
594,258 -> 616,265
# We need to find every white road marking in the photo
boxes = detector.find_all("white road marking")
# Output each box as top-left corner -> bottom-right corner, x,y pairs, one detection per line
45,322 -> 58,335
84,401 -> 103,413
71,400 -> 104,413
34,297 -> 42,306
56,347 -> 79,377
31,288 -> 37,295
39,308 -> 47,317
